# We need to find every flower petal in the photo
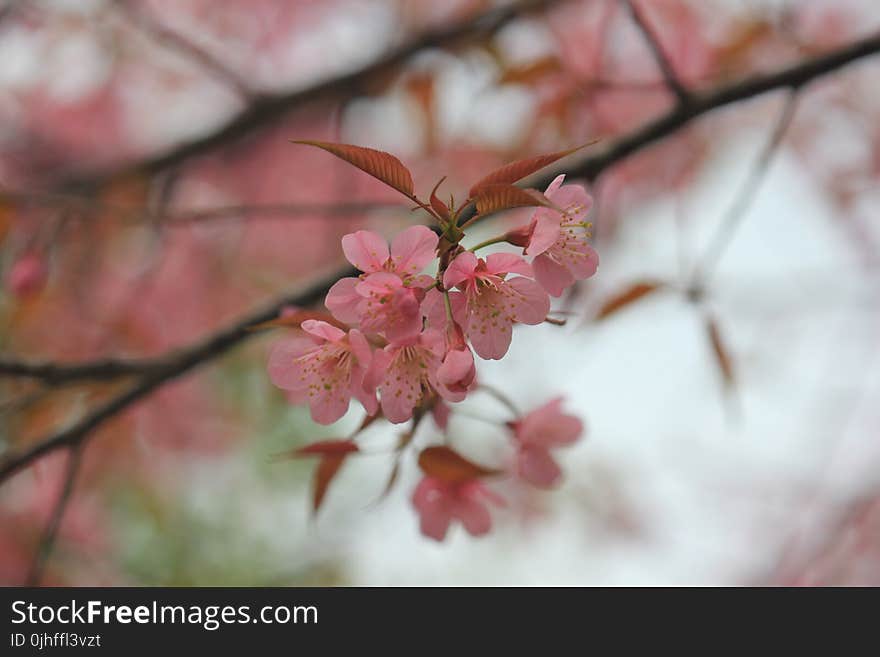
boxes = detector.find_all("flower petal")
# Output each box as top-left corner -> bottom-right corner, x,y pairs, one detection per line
454,487 -> 492,536
545,174 -> 566,195
484,252 -> 533,278
525,210 -> 562,256
443,251 -> 479,290
301,319 -> 346,343
341,230 -> 390,273
267,338 -> 317,390
532,253 -> 575,297
517,397 -> 584,447
504,276 -> 550,325
389,225 -> 439,276
517,445 -> 563,488
412,477 -> 453,541
324,277 -> 362,324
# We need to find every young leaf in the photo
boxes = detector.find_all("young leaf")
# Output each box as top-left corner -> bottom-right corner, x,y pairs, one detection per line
471,184 -> 553,216
417,445 -> 499,483
248,309 -> 348,332
292,140 -> 415,199
429,177 -> 450,221
271,438 -> 359,462
312,454 -> 347,513
595,281 -> 664,320
271,439 -> 358,513
705,316 -> 735,388
498,56 -> 563,86
468,143 -> 597,197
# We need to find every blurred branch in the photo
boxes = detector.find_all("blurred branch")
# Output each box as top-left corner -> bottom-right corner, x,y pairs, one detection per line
3,29 -> 880,487
0,357 -> 163,385
0,187 -> 410,224
114,0 -> 255,100
621,0 -> 690,104
54,0 -> 567,191
690,92 -> 799,287
567,31 -> 880,180
25,442 -> 85,586
0,265 -> 355,485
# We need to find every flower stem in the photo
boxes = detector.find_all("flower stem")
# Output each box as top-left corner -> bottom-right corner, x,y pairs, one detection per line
469,236 -> 508,252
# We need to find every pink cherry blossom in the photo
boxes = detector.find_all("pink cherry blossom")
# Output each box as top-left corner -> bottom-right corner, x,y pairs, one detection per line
443,251 -> 550,360
267,319 -> 377,424
341,225 -> 439,277
412,476 -> 504,541
326,225 -> 438,338
509,397 -> 583,488
435,323 -> 476,401
522,174 -> 599,297
353,272 -> 432,342
370,329 -> 446,423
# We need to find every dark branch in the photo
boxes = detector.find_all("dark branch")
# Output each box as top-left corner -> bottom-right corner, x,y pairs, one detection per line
0,357 -> 163,385
25,443 -> 85,586
622,0 -> 690,104
115,0 -> 255,100
3,30 -> 880,486
0,265 -> 355,484
54,0 -> 565,192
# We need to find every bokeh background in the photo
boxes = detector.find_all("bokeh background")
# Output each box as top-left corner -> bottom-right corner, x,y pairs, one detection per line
2,0 -> 880,586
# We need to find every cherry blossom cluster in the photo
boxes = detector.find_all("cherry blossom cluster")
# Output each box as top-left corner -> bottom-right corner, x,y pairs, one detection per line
269,141 -> 598,541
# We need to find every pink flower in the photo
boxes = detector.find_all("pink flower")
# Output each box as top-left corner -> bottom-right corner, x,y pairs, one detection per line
267,320 -> 378,424
509,397 -> 583,488
370,330 -> 446,424
353,272 -> 431,342
412,476 -> 503,541
521,174 -> 599,297
435,323 -> 476,401
443,251 -> 550,360
6,252 -> 48,298
325,225 -> 438,339
342,225 -> 439,277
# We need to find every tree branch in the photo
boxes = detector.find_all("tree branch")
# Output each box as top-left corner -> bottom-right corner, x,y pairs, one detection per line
3,30 -> 880,487
0,357 -> 163,385
53,0 -> 566,192
25,442 -> 85,586
621,0 -> 690,104
0,265 -> 355,484
691,91 -> 799,287
115,0 -> 255,100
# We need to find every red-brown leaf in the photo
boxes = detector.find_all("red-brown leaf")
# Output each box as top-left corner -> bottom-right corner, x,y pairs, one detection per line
595,281 -> 664,320
417,446 -> 498,483
498,56 -> 563,86
468,143 -> 596,198
429,177 -> 450,221
705,317 -> 735,388
312,454 -> 347,513
296,439 -> 359,458
292,140 -> 415,199
271,439 -> 359,463
248,309 -> 348,332
471,184 -> 553,216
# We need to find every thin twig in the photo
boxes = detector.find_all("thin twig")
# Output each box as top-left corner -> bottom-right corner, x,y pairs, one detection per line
115,0 -> 255,100
622,0 -> 690,104
53,0 -> 568,192
25,442 -> 85,585
691,92 -> 799,287
2,33 -> 880,485
0,265 -> 355,485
